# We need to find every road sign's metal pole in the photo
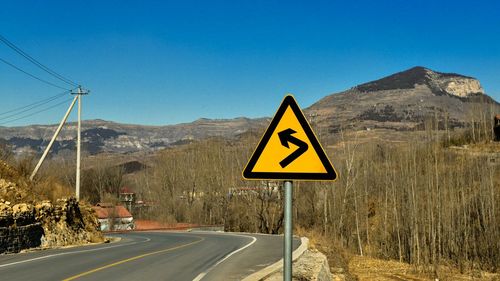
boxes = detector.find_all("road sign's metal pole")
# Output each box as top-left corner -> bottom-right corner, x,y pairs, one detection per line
284,180 -> 293,281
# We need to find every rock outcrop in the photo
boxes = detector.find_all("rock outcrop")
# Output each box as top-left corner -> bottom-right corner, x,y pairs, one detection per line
265,249 -> 333,281
0,162 -> 103,254
37,198 -> 102,248
436,76 -> 484,97
425,68 -> 484,97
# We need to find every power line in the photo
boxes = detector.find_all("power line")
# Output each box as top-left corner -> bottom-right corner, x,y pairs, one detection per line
0,34 -> 78,87
0,34 -> 79,87
0,97 -> 74,126
0,57 -> 70,90
0,90 -> 71,117
0,92 -> 71,121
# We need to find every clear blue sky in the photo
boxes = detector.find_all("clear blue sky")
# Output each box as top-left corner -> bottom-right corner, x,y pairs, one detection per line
1,0 -> 499,126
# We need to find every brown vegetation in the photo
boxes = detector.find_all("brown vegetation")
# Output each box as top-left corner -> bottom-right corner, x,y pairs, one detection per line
68,124 -> 494,279
118,113 -> 500,278
349,255 -> 500,281
3,105 -> 498,277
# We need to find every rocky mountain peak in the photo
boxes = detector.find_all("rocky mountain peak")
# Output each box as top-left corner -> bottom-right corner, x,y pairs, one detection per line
356,66 -> 484,97
1,67 -> 496,156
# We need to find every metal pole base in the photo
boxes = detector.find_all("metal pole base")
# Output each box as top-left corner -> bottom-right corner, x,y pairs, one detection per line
284,180 -> 293,281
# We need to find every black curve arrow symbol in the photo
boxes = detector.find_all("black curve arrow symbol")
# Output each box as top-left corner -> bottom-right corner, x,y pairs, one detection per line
278,128 -> 308,168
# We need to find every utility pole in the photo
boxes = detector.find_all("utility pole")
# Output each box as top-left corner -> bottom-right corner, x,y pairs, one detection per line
72,86 -> 88,201
31,86 -> 89,201
30,96 -> 78,181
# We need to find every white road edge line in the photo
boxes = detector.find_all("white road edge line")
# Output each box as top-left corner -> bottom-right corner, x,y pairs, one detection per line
193,234 -> 257,281
0,235 -> 152,268
241,237 -> 309,281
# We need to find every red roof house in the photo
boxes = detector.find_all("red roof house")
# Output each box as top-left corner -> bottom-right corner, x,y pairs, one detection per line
92,204 -> 132,219
92,203 -> 134,231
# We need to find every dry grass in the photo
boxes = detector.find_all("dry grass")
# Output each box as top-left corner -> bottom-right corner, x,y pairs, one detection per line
33,176 -> 73,202
350,256 -> 430,281
448,141 -> 500,153
349,256 -> 500,281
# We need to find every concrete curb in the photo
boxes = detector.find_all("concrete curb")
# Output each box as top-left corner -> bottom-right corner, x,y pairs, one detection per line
242,237 -> 309,281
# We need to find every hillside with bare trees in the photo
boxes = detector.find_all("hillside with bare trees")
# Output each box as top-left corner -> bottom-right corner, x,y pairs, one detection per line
100,116 -> 499,278
2,66 -> 499,279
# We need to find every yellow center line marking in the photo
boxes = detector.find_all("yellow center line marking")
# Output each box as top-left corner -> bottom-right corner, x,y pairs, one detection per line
62,236 -> 205,281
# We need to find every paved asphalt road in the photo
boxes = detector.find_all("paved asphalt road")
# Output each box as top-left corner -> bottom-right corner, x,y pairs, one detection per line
0,231 -> 299,281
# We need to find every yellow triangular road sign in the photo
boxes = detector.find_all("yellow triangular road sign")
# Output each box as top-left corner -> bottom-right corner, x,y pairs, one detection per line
243,95 -> 337,181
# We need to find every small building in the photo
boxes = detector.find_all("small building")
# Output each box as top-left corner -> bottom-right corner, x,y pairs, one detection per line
119,187 -> 136,213
92,203 -> 134,231
228,182 -> 281,199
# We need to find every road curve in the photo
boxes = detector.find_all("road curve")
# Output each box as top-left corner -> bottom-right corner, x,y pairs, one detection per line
0,231 -> 299,281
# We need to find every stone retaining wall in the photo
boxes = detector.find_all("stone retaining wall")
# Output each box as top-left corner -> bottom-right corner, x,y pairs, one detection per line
264,249 -> 333,281
0,223 -> 43,253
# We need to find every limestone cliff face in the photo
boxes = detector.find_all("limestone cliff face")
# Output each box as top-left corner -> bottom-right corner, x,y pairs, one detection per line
441,78 -> 483,97
426,68 -> 484,97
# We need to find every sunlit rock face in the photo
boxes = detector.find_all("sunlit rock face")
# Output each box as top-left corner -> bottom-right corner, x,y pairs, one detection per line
425,68 -> 484,97
439,78 -> 484,97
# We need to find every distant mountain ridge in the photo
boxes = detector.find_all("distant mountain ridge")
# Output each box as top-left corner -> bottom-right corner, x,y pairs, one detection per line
307,66 -> 499,132
0,118 -> 269,155
1,66 -> 498,155
355,66 -> 482,96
